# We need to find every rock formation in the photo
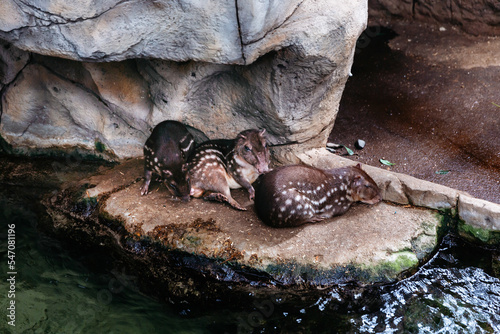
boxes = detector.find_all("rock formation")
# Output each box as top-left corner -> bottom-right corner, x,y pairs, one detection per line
0,0 -> 367,161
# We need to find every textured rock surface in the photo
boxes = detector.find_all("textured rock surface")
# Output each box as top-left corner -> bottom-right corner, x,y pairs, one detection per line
459,195 -> 500,231
1,61 -> 148,159
369,0 -> 500,35
0,0 -> 367,161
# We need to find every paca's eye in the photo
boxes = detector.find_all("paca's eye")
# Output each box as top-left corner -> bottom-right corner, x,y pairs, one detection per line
244,145 -> 251,152
169,183 -> 178,191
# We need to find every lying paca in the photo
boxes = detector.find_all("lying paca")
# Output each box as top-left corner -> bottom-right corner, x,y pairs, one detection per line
140,120 -> 195,201
254,164 -> 382,227
188,129 -> 270,210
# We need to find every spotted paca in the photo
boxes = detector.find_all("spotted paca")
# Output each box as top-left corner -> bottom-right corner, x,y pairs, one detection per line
140,120 -> 195,201
254,164 -> 382,227
188,129 -> 270,210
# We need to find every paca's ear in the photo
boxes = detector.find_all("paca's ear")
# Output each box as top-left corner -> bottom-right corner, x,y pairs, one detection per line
237,133 -> 247,140
259,129 -> 266,136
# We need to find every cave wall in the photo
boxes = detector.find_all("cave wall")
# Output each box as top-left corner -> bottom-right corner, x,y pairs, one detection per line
0,0 -> 367,162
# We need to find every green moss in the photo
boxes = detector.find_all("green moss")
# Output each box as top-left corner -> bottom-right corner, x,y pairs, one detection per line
184,234 -> 201,247
362,251 -> 419,282
436,208 -> 457,236
262,252 -> 420,285
94,140 -> 106,153
457,221 -> 500,245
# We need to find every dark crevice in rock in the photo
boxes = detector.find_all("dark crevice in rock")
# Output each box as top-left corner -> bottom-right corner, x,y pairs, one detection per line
234,0 -> 247,64
16,0 -> 132,25
243,1 -> 304,46
0,45 -> 31,118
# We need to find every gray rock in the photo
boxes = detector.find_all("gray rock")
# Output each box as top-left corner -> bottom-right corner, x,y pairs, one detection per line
0,40 -> 29,89
1,64 -> 146,159
459,194 -> 500,231
0,0 -> 368,160
0,0 -> 367,64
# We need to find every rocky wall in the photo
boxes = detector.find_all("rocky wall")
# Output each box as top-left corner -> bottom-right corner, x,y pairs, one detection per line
0,0 -> 368,162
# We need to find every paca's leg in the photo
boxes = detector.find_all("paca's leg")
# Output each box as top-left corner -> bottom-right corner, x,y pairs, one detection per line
141,169 -> 153,196
204,192 -> 247,211
204,172 -> 246,210
190,167 -> 246,210
231,175 -> 255,200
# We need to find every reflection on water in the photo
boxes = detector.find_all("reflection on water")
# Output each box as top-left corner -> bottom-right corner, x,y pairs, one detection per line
1,191 -> 499,333
0,196 -> 227,334
350,236 -> 500,333
233,237 -> 500,333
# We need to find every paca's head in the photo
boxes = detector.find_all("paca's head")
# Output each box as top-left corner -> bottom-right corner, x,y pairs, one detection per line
162,163 -> 191,202
349,164 -> 382,205
235,129 -> 270,173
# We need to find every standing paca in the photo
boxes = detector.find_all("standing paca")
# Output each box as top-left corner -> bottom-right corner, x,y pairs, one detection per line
254,164 -> 382,227
188,129 -> 270,210
140,120 -> 195,201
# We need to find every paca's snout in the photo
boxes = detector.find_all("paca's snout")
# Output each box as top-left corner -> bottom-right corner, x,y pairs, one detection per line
257,161 -> 270,174
165,173 -> 191,202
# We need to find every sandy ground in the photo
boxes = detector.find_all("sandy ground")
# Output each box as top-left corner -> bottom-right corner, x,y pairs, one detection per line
329,20 -> 500,204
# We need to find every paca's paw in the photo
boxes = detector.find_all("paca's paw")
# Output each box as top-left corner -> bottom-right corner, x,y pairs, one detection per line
248,188 -> 255,201
140,184 -> 149,196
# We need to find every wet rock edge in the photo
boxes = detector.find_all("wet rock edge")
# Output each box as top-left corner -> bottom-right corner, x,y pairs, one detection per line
38,149 -> 500,303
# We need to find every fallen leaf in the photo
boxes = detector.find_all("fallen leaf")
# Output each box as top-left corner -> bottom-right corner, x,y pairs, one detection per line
344,146 -> 354,156
379,159 -> 395,166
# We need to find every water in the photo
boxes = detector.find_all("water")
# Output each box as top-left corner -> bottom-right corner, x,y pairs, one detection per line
1,186 -> 499,333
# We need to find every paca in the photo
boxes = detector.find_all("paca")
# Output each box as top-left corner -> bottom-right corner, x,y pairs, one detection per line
254,164 -> 382,227
188,129 -> 270,210
140,120 -> 195,201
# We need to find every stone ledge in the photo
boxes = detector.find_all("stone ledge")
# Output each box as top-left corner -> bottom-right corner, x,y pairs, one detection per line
298,148 -> 466,210
48,156 -> 447,286
299,148 -> 500,244
45,149 -> 500,289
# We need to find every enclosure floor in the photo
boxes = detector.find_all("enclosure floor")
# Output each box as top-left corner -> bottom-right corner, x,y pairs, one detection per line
329,19 -> 500,204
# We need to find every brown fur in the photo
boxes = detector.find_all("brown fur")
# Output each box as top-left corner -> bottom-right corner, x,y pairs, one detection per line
188,129 -> 270,210
254,164 -> 382,227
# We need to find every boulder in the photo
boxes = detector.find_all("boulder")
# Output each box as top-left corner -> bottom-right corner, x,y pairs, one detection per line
0,0 -> 367,161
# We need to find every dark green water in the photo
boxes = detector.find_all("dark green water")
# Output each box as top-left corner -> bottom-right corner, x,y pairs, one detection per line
1,189 -> 499,333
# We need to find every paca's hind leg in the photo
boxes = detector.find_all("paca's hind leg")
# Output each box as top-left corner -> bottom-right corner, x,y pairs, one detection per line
204,192 -> 247,211
141,169 -> 153,196
191,167 -> 246,210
